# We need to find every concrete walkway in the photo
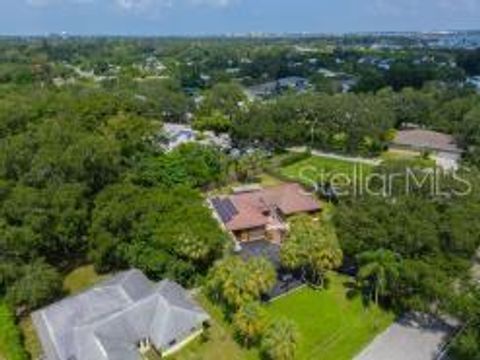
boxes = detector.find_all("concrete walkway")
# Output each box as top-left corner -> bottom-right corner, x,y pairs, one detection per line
288,147 -> 383,166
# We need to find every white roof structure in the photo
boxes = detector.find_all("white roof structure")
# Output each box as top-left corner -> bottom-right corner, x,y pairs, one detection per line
163,123 -> 231,151
32,269 -> 209,360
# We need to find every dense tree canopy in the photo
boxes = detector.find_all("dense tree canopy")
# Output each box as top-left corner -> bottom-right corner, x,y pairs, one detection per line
232,92 -> 395,154
89,183 -> 226,285
334,164 -> 480,311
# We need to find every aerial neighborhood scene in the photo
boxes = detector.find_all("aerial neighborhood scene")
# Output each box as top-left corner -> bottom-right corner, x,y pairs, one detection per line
1,1 -> 480,360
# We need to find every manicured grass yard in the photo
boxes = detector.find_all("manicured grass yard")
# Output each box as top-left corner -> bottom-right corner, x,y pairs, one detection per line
281,156 -> 373,186
171,293 -> 259,360
63,264 -> 109,295
264,274 -> 394,360
381,150 -> 436,168
173,274 -> 392,360
0,302 -> 28,360
19,316 -> 41,360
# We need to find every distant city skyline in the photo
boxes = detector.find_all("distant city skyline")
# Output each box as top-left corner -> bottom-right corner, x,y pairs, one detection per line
2,0 -> 480,36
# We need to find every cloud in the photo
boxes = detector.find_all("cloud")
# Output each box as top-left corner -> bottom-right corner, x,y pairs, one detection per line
26,0 -> 59,6
26,0 -> 93,6
439,0 -> 478,12
371,0 -> 419,17
370,0 -> 480,16
115,0 -> 238,11
115,0 -> 172,11
27,0 -> 239,10
189,0 -> 238,7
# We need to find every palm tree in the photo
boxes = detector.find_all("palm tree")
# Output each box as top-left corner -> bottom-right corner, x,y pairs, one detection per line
356,249 -> 402,305
283,215 -> 343,287
248,257 -> 277,296
207,257 -> 277,310
233,302 -> 267,347
308,240 -> 343,288
280,240 -> 302,271
262,318 -> 299,360
222,261 -> 255,309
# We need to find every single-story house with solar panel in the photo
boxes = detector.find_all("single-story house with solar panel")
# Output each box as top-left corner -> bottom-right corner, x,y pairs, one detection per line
209,183 -> 321,244
31,269 -> 209,360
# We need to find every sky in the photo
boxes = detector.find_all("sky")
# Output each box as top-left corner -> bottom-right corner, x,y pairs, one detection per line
1,0 -> 480,36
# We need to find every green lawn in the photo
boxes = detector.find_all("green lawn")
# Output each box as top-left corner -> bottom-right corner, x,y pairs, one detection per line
171,294 -> 259,360
19,317 -> 41,360
281,156 -> 373,186
63,264 -> 109,295
381,150 -> 436,168
0,302 -> 28,360
264,274 -> 394,360
173,274 -> 392,360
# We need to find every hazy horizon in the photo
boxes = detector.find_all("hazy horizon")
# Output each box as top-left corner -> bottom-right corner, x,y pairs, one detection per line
2,0 -> 480,36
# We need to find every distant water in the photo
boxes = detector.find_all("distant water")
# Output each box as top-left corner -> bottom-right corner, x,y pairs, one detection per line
430,32 -> 480,49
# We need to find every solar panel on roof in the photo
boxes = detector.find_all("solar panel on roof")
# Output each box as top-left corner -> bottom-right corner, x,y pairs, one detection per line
212,197 -> 238,223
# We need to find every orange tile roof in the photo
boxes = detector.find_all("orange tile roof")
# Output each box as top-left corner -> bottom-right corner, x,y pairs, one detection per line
214,183 -> 321,232
262,183 -> 321,215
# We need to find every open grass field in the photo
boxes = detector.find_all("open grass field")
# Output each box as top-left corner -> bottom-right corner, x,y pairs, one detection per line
0,302 -> 27,360
281,155 -> 373,186
264,274 -> 395,360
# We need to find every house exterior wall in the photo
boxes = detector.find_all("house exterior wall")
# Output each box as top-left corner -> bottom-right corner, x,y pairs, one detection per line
266,228 -> 285,244
234,226 -> 267,242
162,328 -> 204,357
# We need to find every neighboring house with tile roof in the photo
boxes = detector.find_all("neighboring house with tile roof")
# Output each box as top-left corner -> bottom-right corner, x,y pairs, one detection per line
209,183 -> 321,244
391,128 -> 463,170
32,269 -> 209,360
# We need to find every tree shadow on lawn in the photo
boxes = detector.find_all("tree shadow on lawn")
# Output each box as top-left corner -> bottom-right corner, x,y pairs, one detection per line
342,279 -> 374,308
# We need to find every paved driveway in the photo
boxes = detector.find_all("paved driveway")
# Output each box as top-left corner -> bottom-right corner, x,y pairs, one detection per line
355,313 -> 456,360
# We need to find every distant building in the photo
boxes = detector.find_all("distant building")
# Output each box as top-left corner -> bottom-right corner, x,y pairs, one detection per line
245,76 -> 311,99
318,68 -> 338,78
209,183 -> 321,244
32,269 -> 209,360
467,76 -> 480,91
340,77 -> 358,93
391,128 -> 463,170
163,123 -> 231,152
317,69 -> 358,93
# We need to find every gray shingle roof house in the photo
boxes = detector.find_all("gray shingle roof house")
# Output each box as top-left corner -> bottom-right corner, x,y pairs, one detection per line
32,269 -> 209,360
